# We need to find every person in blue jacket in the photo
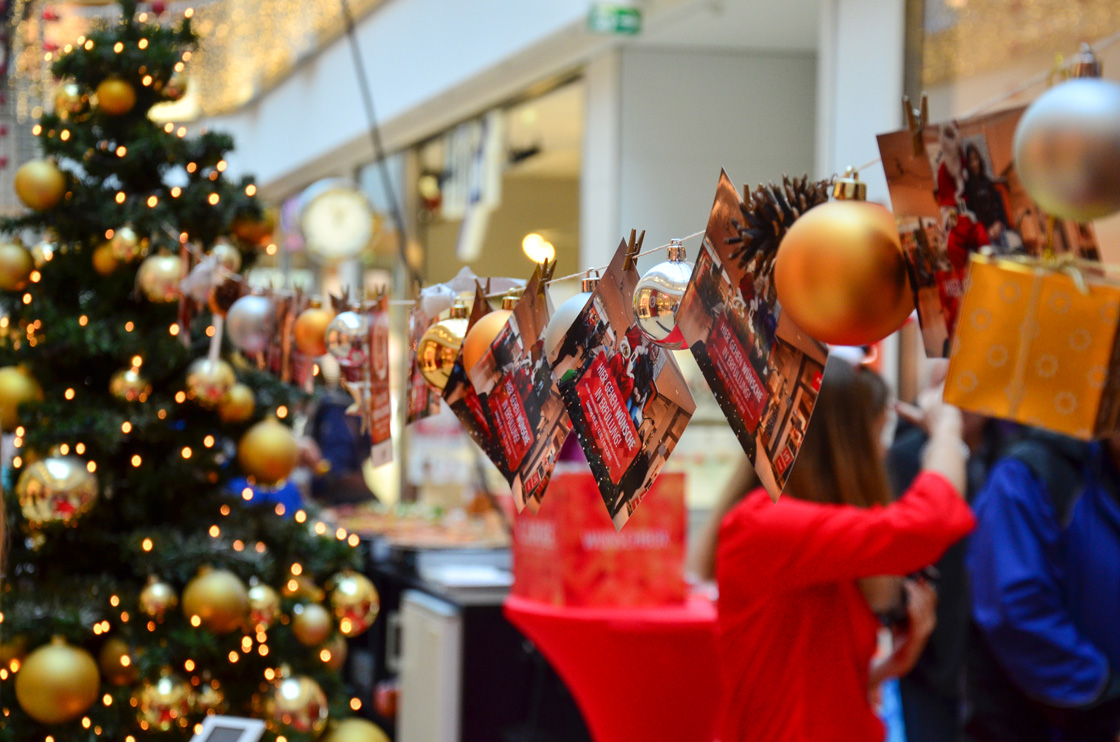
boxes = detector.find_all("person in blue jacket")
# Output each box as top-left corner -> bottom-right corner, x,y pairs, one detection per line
965,430 -> 1120,741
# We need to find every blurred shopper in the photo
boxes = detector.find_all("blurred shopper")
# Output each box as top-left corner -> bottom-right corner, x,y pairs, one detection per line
965,430 -> 1120,742
307,355 -> 377,506
716,359 -> 974,742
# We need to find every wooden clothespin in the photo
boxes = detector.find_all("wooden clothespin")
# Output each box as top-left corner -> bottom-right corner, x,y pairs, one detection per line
623,228 -> 646,271
903,93 -> 929,157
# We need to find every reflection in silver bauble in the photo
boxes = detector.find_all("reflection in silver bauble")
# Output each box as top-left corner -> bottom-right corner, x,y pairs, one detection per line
632,241 -> 693,349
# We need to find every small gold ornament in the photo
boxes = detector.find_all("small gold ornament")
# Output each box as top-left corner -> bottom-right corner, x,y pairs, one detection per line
110,366 -> 153,403
14,159 -> 66,211
139,577 -> 179,620
110,226 -> 146,262
291,603 -> 333,646
136,253 -> 182,303
0,365 -> 43,430
161,71 -> 188,102
135,671 -> 192,732
192,675 -> 228,716
238,417 -> 299,485
30,240 -> 55,267
15,637 -> 100,725
92,242 -> 119,276
186,357 -> 236,408
0,240 -> 35,291
262,668 -> 329,737
329,570 -> 380,638
230,209 -> 276,246
323,718 -> 392,742
247,583 -> 281,630
217,382 -> 256,424
54,81 -> 90,120
294,306 -> 334,357
181,567 -> 250,635
17,456 -> 99,530
96,77 -> 137,116
417,301 -> 470,390
323,633 -> 348,671
209,241 -> 242,273
98,637 -> 138,686
282,574 -> 326,603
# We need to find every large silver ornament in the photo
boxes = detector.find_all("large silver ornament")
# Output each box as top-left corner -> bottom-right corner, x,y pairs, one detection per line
632,239 -> 693,349
325,311 -> 369,369
226,295 -> 277,355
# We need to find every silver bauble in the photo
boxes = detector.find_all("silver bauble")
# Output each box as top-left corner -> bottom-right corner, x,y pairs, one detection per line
325,311 -> 369,368
226,295 -> 277,355
632,239 -> 693,349
1014,77 -> 1120,222
544,276 -> 598,359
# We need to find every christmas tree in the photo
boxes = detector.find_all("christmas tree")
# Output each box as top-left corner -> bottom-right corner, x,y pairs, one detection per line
0,3 -> 381,740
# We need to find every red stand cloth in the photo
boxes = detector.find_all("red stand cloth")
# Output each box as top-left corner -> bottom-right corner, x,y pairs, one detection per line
504,594 -> 720,742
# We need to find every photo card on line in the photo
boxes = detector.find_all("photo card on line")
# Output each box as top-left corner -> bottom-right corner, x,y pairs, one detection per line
406,306 -> 442,424
366,293 -> 393,467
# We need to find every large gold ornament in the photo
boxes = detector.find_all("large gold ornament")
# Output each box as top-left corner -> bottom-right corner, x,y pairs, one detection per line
139,577 -> 179,620
92,242 -> 119,276
14,159 -> 66,211
54,81 -> 90,120
209,241 -> 242,273
109,226 -> 146,262
462,309 -> 512,373
294,306 -> 334,357
98,637 -> 138,686
774,199 -> 913,346
95,77 -> 137,116
217,383 -> 256,424
17,456 -> 99,529
136,672 -> 192,732
238,417 -> 299,485
329,570 -> 380,638
186,358 -> 236,408
110,366 -> 152,403
247,583 -> 281,630
136,253 -> 183,303
181,567 -> 249,635
417,301 -> 469,390
14,637 -> 100,725
291,603 -> 333,646
323,718 -> 391,742
262,669 -> 329,737
0,241 -> 35,291
0,365 -> 43,430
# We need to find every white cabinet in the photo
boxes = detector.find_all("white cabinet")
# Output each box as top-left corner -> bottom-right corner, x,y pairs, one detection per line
397,590 -> 463,742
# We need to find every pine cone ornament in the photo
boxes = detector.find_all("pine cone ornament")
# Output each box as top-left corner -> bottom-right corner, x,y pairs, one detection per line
727,175 -> 831,272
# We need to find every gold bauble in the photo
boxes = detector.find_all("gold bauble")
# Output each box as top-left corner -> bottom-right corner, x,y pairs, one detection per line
329,570 -> 380,638
209,241 -> 242,273
774,201 -> 914,346
110,367 -> 152,403
92,242 -> 119,276
230,209 -> 276,247
54,81 -> 90,120
263,671 -> 329,736
95,77 -> 137,116
291,603 -> 333,646
238,417 -> 299,485
417,314 -> 469,391
462,310 -> 511,373
181,567 -> 249,635
98,637 -> 138,686
293,307 -> 334,357
110,226 -> 146,262
14,159 -> 66,211
16,456 -> 99,530
186,357 -> 236,408
323,633 -> 348,671
30,240 -> 56,267
282,574 -> 326,603
0,241 -> 35,291
217,383 -> 256,424
247,583 -> 281,630
136,253 -> 182,303
192,676 -> 228,716
323,718 -> 391,742
139,577 -> 179,620
161,71 -> 188,102
136,672 -> 192,732
0,365 -> 43,430
14,637 -> 100,725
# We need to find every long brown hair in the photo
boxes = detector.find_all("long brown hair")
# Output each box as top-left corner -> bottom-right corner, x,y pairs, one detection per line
784,359 -> 892,509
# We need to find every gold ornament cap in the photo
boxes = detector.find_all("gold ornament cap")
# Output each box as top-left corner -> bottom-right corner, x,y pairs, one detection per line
448,299 -> 469,319
501,292 -> 520,310
832,167 -> 867,201
1070,43 -> 1102,79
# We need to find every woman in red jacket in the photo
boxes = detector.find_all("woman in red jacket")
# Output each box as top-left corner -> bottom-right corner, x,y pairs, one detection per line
716,359 -> 974,742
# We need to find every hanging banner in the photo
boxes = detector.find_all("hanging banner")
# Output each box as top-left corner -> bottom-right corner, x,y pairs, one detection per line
877,105 -> 1101,357
406,307 -> 441,424
551,236 -> 695,530
367,294 -> 393,467
468,263 -> 572,512
675,170 -> 829,499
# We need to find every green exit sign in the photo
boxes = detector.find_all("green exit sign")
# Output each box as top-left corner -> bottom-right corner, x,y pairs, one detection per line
587,4 -> 642,35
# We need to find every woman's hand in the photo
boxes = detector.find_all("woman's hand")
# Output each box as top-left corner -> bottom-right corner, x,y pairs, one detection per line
869,580 -> 938,689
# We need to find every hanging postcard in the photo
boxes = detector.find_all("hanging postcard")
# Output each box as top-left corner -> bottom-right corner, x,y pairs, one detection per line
468,263 -> 572,513
406,307 -> 442,424
367,294 -> 393,467
675,170 -> 830,499
877,105 -> 1101,357
551,234 -> 695,530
